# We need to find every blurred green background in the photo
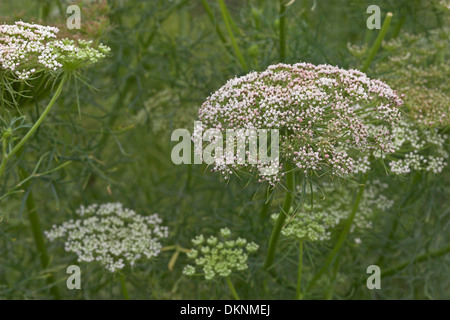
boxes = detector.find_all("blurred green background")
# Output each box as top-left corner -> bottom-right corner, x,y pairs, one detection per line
0,0 -> 448,299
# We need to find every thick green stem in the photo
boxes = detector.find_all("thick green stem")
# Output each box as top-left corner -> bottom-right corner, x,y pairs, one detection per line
259,185 -> 274,220
218,0 -> 248,72
361,12 -> 393,72
279,0 -> 287,61
295,240 -> 303,300
38,1 -> 51,21
18,166 -> 61,299
264,163 -> 295,270
0,75 -> 67,179
325,255 -> 341,300
226,277 -> 240,300
119,273 -> 130,300
392,15 -> 406,38
306,175 -> 367,291
200,0 -> 230,48
0,139 -> 7,180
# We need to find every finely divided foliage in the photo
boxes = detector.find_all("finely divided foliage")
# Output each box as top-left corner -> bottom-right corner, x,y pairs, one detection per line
1,0 -> 449,301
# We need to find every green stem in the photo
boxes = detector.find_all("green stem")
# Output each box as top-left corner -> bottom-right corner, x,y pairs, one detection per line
324,254 -> 341,300
18,165 -> 61,300
200,0 -> 229,46
220,0 -> 242,37
218,0 -> 248,72
361,12 -> 393,72
382,245 -> 450,278
392,15 -> 406,38
119,273 -> 130,300
226,277 -> 240,300
306,175 -> 367,291
279,0 -> 287,61
0,138 -> 7,180
259,185 -> 274,220
295,240 -> 303,300
264,162 -> 295,270
38,1 -> 51,21
0,75 -> 67,179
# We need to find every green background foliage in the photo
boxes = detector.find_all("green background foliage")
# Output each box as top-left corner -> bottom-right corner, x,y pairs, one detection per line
0,0 -> 448,299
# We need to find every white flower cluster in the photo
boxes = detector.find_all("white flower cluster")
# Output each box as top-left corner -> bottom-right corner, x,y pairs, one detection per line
183,228 -> 259,280
198,63 -> 403,184
46,38 -> 111,71
389,120 -> 448,174
45,203 -> 168,272
274,180 -> 394,242
0,21 -> 110,80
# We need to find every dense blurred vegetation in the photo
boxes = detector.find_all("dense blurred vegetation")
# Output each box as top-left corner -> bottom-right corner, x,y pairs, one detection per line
0,0 -> 448,299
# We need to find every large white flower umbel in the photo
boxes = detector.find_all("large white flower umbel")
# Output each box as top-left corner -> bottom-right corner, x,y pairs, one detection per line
198,62 -> 404,185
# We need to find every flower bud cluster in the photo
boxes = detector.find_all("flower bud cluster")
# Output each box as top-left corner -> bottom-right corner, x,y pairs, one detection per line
183,228 -> 258,280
